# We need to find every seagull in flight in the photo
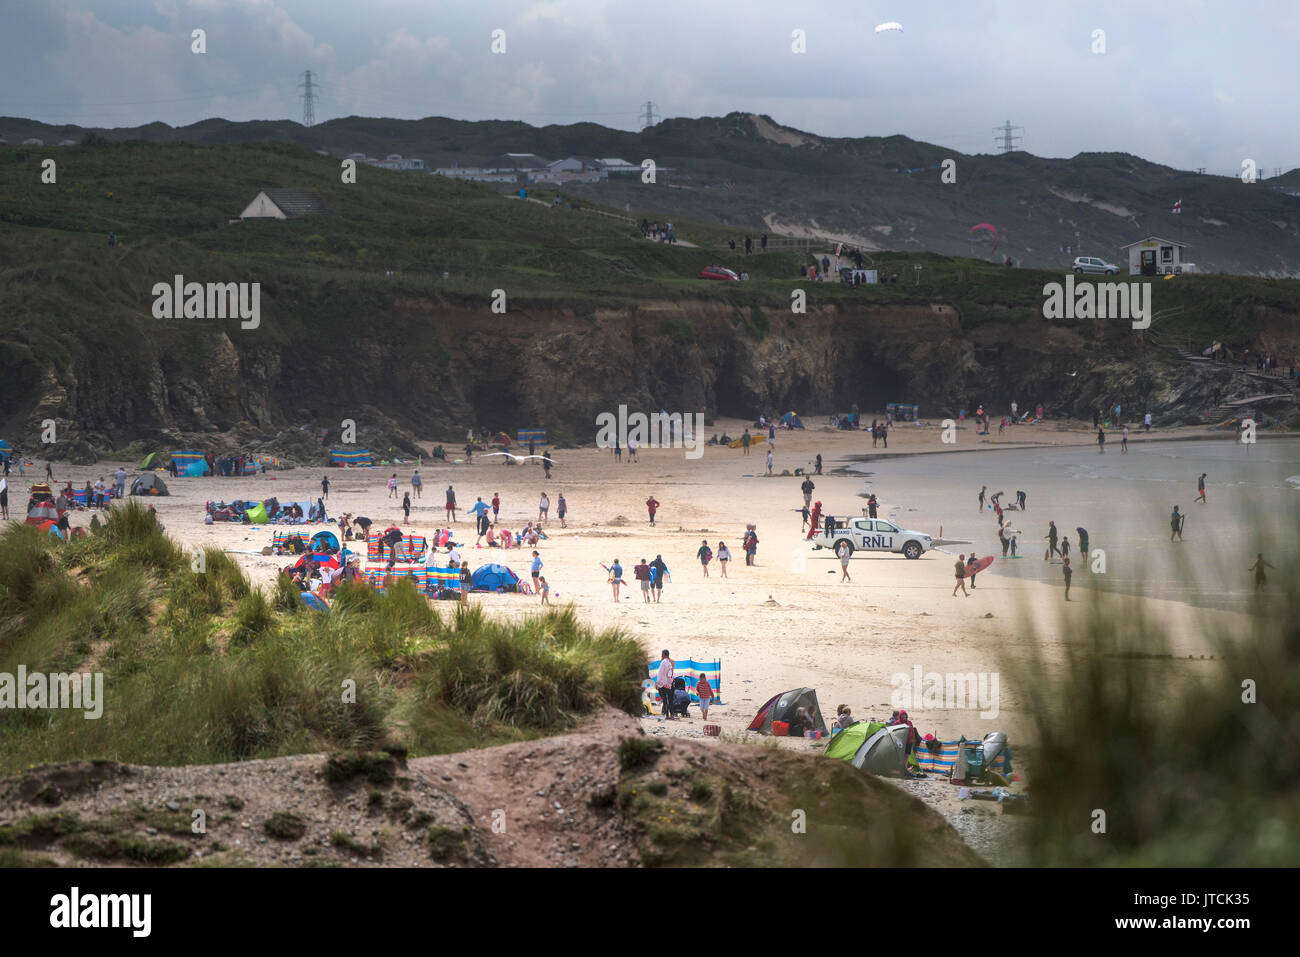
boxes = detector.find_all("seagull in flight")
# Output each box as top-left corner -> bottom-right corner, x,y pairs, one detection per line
480,452 -> 552,465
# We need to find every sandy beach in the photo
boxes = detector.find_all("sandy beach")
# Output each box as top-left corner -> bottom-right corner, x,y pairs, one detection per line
22,419 -> 1288,742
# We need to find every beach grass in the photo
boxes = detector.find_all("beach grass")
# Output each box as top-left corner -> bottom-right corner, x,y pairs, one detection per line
1003,501 -> 1299,866
0,501 -> 646,774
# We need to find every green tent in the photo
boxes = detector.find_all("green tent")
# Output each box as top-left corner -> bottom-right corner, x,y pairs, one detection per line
246,503 -> 269,524
138,451 -> 166,470
825,721 -> 919,774
824,721 -> 887,761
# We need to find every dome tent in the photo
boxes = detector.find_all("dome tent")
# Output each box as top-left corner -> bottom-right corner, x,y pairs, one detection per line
746,687 -> 828,735
130,473 -> 170,496
824,722 -> 913,775
469,563 -> 521,592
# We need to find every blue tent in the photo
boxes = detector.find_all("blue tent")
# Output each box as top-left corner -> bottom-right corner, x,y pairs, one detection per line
310,530 -> 340,553
183,459 -> 209,477
470,564 -> 521,593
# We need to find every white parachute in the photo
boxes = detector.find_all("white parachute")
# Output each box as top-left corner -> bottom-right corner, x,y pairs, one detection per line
874,21 -> 903,33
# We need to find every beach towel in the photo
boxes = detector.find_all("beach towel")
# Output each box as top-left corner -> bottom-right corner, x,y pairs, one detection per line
330,449 -> 372,466
425,566 -> 462,594
366,531 -> 426,562
645,658 -> 722,705
364,564 -> 428,591
914,739 -> 1013,778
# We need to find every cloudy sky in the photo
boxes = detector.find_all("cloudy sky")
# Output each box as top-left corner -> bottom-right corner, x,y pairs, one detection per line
2,0 -> 1296,173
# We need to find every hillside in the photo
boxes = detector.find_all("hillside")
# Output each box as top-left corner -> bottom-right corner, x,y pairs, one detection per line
4,111 -> 1299,275
1,139 -> 1298,459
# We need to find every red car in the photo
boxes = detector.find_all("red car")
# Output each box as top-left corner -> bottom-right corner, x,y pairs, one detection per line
699,266 -> 740,281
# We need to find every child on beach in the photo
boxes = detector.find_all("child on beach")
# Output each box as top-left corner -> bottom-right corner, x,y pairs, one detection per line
837,540 -> 852,581
697,539 -> 713,576
717,541 -> 731,577
557,493 -> 567,527
388,474 -> 398,498
696,673 -> 714,721
538,575 -> 550,605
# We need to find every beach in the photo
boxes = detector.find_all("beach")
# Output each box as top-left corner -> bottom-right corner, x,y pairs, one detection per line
22,420 -> 1291,751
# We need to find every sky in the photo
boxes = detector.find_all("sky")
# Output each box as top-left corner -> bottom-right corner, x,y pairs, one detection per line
1,0 -> 1297,174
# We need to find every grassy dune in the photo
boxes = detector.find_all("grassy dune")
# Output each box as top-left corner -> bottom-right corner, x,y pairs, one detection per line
0,502 -> 645,774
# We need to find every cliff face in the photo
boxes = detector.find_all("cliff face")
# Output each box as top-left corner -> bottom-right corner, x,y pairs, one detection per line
8,296 -> 1295,462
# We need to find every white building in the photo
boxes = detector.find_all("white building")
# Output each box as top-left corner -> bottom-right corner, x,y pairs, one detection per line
1121,236 -> 1190,276
370,154 -> 425,171
239,189 -> 330,219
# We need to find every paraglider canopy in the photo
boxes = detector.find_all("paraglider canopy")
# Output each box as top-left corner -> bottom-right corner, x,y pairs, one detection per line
969,223 -> 1000,253
874,21 -> 903,33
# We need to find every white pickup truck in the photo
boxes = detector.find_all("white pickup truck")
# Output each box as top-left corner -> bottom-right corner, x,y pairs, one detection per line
810,516 -> 933,560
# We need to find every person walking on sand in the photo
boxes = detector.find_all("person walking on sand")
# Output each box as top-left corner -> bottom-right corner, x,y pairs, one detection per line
402,492 -> 411,523
1121,425 -> 1129,453
953,554 -> 969,597
1097,427 -> 1106,454
697,539 -> 713,577
542,450 -> 553,479
766,449 -> 774,475
837,539 -> 852,581
1195,473 -> 1207,504
530,550 -> 543,593
966,552 -> 981,588
801,475 -> 815,509
556,493 -> 567,527
1045,521 -> 1060,560
1062,555 -> 1073,601
1248,553 -> 1275,591
1170,506 -> 1184,542
388,473 -> 399,498
445,485 -> 457,523
650,554 -> 669,601
743,525 -> 759,565
491,492 -> 500,522
627,436 -> 638,463
696,672 -> 714,721
655,650 -> 675,719
978,485 -> 987,512
411,469 -> 422,498
634,557 -> 652,602
645,494 -> 659,526
1060,536 -> 1070,562
538,491 -> 550,523
321,475 -> 330,500
741,429 -> 751,456
717,541 -> 731,578
608,558 -> 624,601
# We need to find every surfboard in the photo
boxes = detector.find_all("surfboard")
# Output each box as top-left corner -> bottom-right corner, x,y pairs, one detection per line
962,555 -> 996,577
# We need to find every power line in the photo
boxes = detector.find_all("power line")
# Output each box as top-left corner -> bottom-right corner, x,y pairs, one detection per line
298,70 -> 317,127
993,119 -> 1023,154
